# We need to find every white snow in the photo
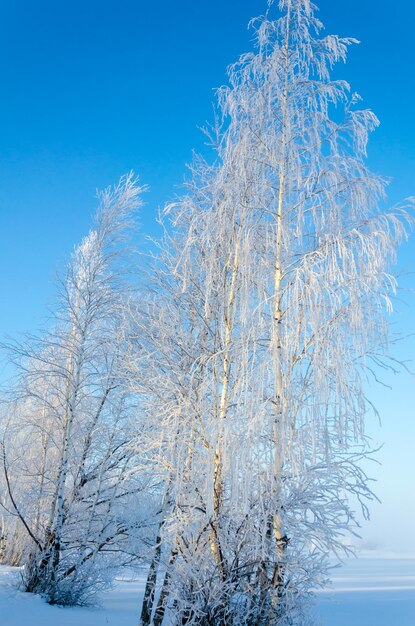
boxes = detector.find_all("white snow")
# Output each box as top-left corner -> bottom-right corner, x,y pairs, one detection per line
316,556 -> 415,626
0,566 -> 145,626
0,557 -> 414,625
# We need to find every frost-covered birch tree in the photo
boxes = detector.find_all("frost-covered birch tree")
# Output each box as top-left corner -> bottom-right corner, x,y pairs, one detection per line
131,1 -> 410,625
0,174 -> 149,605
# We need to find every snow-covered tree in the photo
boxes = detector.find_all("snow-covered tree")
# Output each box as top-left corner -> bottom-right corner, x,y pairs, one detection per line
131,1 -> 410,624
0,174 -> 149,605
0,1 -> 410,621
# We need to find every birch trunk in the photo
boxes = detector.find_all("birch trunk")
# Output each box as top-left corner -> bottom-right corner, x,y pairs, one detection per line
139,481 -> 172,626
49,324 -> 83,598
210,237 -> 240,580
270,2 -> 291,609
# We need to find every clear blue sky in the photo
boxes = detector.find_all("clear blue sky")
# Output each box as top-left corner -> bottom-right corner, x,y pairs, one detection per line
0,0 -> 414,553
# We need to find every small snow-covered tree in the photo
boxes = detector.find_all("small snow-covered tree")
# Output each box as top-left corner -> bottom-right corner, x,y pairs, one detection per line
126,214 -> 218,626
131,2 -> 410,625
0,174 -> 149,605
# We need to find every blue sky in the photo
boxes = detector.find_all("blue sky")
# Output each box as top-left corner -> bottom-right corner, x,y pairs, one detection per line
0,0 -> 414,552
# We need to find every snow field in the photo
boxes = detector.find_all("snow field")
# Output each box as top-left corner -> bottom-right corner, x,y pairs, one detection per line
1,558 -> 414,625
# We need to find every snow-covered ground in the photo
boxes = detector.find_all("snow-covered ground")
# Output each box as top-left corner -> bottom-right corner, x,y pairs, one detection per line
0,566 -> 145,626
1,557 -> 414,625
317,556 -> 415,625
